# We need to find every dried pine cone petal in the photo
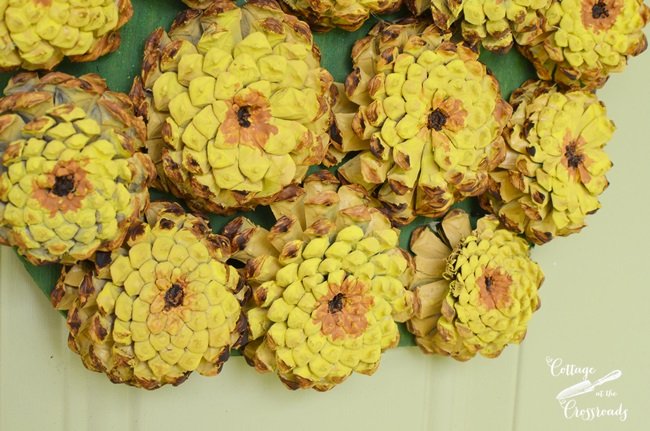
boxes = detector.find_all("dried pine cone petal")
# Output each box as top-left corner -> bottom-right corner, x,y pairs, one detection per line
406,0 -> 552,53
131,0 -> 335,215
51,202 -> 247,390
281,0 -> 403,32
335,19 -> 511,225
0,0 -> 133,71
407,209 -> 544,360
519,0 -> 650,89
0,72 -> 155,265
222,171 -> 415,391
480,80 -> 615,244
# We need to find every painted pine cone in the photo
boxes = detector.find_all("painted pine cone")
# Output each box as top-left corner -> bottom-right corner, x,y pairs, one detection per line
480,80 -> 615,244
0,0 -> 133,71
51,202 -> 248,390
335,18 -> 511,225
280,0 -> 403,32
406,0 -> 552,53
519,0 -> 650,89
222,171 -> 414,391
131,0 -> 335,215
180,0 -> 215,8
407,209 -> 544,360
0,72 -> 154,265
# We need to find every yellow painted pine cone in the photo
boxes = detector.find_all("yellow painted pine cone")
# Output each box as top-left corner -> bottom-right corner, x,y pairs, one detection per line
180,0 -> 215,8
131,0 -> 336,215
0,72 -> 155,265
222,171 -> 415,391
0,0 -> 133,71
334,19 -> 511,225
406,0 -> 552,53
280,0 -> 403,32
480,80 -> 615,244
407,209 -> 543,360
51,202 -> 248,389
518,0 -> 650,89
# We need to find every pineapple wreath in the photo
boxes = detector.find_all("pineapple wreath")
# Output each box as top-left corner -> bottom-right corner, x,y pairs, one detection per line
0,0 -> 646,390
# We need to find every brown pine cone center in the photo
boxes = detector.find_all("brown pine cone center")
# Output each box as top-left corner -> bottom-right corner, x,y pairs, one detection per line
328,293 -> 345,314
52,174 -> 76,196
427,108 -> 448,131
564,141 -> 585,168
164,283 -> 185,309
484,276 -> 494,292
478,267 -> 513,310
237,106 -> 252,128
592,1 -> 610,18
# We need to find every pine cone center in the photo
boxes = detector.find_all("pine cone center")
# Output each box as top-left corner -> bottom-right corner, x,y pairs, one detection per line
328,293 -> 345,313
164,284 -> 185,309
314,278 -> 373,340
237,106 -> 252,128
564,141 -> 584,169
581,0 -> 621,30
478,267 -> 513,310
427,109 -> 448,131
592,1 -> 609,18
485,276 -> 494,291
52,174 -> 76,196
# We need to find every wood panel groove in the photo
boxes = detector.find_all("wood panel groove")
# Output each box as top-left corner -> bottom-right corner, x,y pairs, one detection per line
422,357 -> 434,431
0,248 -> 5,430
510,344 -> 524,431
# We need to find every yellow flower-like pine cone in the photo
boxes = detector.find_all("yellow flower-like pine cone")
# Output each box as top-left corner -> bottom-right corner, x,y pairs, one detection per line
406,0 -> 552,53
131,0 -> 335,215
180,0 -> 215,8
0,72 -> 155,265
407,209 -> 543,360
280,0 -> 403,32
222,171 -> 415,391
51,202 -> 248,389
480,80 -> 615,244
0,0 -> 133,71
518,0 -> 650,89
334,19 -> 512,226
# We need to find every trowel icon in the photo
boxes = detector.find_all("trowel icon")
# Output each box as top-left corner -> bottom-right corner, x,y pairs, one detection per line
556,370 -> 622,401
